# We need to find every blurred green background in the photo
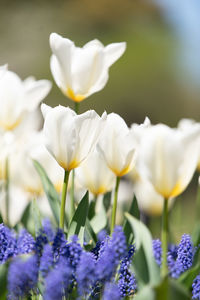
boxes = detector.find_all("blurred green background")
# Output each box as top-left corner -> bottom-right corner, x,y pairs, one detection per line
0,0 -> 200,240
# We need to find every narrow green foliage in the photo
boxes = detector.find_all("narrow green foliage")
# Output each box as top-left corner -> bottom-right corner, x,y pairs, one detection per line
68,191 -> 89,246
123,195 -> 140,244
31,198 -> 42,235
33,160 -> 60,226
0,263 -> 8,300
125,213 -> 160,286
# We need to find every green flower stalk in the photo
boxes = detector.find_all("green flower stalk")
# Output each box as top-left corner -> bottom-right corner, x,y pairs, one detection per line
70,102 -> 79,222
161,198 -> 169,278
5,157 -> 9,226
60,170 -> 70,229
110,176 -> 121,233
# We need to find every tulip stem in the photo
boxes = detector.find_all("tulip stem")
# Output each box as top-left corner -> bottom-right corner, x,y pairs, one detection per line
161,198 -> 169,278
110,176 -> 121,234
70,170 -> 75,221
69,102 -> 80,223
5,158 -> 9,226
196,184 -> 200,220
60,170 -> 70,229
74,102 -> 79,114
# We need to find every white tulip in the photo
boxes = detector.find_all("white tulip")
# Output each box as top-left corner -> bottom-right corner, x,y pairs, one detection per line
50,33 -> 126,102
76,147 -> 115,196
14,131 -> 64,196
128,168 -> 174,216
98,113 -> 136,177
0,64 -> 7,80
41,104 -> 107,171
0,184 -> 29,226
137,124 -> 200,199
0,70 -> 52,131
178,118 -> 200,170
0,132 -> 19,181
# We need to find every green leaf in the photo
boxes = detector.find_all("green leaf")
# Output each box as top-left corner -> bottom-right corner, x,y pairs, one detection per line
68,191 -> 89,245
0,263 -> 8,300
135,285 -> 155,300
33,160 -> 60,226
103,192 -> 112,212
90,199 -> 107,234
125,213 -> 160,286
84,219 -> 97,250
123,195 -> 140,243
168,279 -> 190,300
88,199 -> 96,220
20,202 -> 32,227
178,262 -> 200,289
31,199 -> 42,235
155,278 -> 190,300
133,245 -> 150,285
192,222 -> 200,247
0,212 -> 3,224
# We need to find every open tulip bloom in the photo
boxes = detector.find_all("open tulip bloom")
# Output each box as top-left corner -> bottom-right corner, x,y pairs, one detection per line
98,113 -> 137,232
41,104 -> 106,228
137,123 -> 200,276
50,33 -> 126,104
76,147 -> 115,197
0,70 -> 51,131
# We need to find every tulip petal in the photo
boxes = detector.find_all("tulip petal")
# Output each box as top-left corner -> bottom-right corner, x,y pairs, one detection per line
50,33 -> 74,91
24,79 -> 52,111
104,42 -> 126,67
83,39 -> 104,49
71,46 -> 104,96
0,64 -> 7,80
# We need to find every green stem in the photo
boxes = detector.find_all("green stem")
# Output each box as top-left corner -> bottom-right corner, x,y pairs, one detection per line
69,170 -> 75,221
74,102 -> 79,114
110,176 -> 121,233
69,102 -> 80,223
196,184 -> 200,220
161,198 -> 169,278
60,170 -> 70,229
5,158 -> 9,226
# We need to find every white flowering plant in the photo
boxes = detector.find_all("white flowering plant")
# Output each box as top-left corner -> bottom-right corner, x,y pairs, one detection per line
0,33 -> 200,300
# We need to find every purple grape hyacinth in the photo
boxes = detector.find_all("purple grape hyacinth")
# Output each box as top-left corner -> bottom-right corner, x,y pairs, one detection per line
152,234 -> 195,278
44,257 -> 72,300
103,283 -> 121,300
77,251 -> 96,297
39,244 -> 54,278
17,229 -> 35,255
0,223 -> 16,264
152,239 -> 162,266
192,274 -> 200,299
169,234 -> 195,278
118,245 -> 137,297
8,254 -> 38,299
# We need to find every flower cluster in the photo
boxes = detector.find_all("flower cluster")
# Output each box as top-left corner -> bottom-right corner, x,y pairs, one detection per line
1,29 -> 200,300
0,222 -> 137,299
152,234 -> 195,278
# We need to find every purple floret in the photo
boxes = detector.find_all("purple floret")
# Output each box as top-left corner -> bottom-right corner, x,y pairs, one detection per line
8,254 -> 38,299
77,251 -> 96,297
152,239 -> 162,266
192,274 -> 200,299
0,223 -> 16,264
103,283 -> 121,300
17,229 -> 35,255
44,257 -> 72,300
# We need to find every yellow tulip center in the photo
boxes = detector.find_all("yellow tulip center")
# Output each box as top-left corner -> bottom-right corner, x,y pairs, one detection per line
0,118 -> 22,131
111,165 -> 131,177
65,87 -> 85,103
